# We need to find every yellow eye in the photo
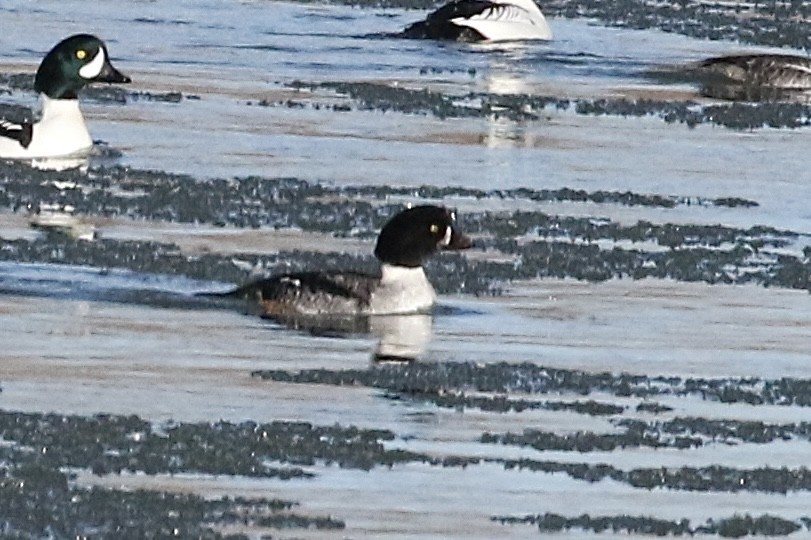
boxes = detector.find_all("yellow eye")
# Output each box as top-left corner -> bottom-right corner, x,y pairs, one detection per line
430,224 -> 439,234
76,49 -> 87,60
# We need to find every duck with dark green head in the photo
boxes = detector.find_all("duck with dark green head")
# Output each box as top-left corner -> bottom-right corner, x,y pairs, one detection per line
0,34 -> 131,159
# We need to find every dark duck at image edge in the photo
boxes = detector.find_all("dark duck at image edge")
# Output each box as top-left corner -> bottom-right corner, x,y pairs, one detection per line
201,205 -> 473,317
401,0 -> 552,42
692,53 -> 811,100
0,34 -> 131,160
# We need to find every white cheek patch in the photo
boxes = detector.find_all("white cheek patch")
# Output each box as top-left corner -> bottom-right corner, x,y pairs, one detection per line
79,48 -> 105,79
440,225 -> 452,246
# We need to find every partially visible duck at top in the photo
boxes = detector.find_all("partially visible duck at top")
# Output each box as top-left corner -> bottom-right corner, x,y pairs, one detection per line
693,53 -> 811,100
401,0 -> 552,42
0,34 -> 131,160
203,205 -> 473,317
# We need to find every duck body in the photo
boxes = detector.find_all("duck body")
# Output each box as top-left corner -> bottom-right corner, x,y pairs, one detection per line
695,54 -> 811,100
209,205 -> 472,317
0,34 -> 130,160
226,270 -> 379,316
401,0 -> 552,42
0,97 -> 92,159
223,265 -> 436,316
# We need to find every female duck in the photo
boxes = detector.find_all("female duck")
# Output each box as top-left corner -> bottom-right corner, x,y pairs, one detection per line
695,54 -> 811,100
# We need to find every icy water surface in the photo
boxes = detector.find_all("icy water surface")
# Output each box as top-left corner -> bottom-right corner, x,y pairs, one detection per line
2,0 -> 811,538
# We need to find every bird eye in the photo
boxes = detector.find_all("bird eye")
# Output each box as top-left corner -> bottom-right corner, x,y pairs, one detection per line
76,49 -> 87,60
430,224 -> 439,234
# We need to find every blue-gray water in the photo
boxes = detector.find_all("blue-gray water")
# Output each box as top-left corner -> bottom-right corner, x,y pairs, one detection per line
2,1 -> 811,538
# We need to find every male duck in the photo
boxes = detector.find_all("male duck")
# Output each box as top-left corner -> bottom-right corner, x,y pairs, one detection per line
0,34 -> 131,160
205,205 -> 472,316
401,0 -> 553,42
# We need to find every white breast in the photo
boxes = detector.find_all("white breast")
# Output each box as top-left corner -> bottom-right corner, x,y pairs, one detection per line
0,95 -> 93,159
368,264 -> 437,315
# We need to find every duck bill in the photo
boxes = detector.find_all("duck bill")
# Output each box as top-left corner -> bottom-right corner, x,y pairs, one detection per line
95,59 -> 131,84
443,228 -> 472,251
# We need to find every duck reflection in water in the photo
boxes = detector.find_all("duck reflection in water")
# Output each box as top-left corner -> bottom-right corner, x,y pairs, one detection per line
258,311 -> 433,363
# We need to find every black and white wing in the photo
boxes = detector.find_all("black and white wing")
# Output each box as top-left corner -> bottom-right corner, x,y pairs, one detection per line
402,0 -> 498,41
0,119 -> 33,149
460,2 -> 533,24
205,271 -> 380,316
401,0 -> 551,41
450,0 -> 552,40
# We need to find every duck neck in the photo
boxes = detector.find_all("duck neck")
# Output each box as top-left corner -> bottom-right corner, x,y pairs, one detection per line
380,263 -> 430,286
40,94 -> 85,123
371,263 -> 437,314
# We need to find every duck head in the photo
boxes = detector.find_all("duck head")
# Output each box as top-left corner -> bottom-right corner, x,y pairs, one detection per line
374,205 -> 472,268
35,34 -> 131,99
